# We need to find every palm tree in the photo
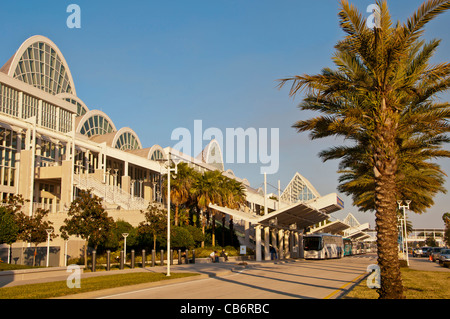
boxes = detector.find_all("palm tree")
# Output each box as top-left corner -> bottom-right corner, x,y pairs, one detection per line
278,0 -> 450,299
222,177 -> 247,209
168,162 -> 195,226
190,170 -> 247,247
219,177 -> 247,246
190,170 -> 222,246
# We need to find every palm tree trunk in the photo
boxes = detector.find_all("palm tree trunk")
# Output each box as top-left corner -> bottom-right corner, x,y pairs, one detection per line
175,205 -> 179,226
212,213 -> 216,247
200,210 -> 205,248
230,217 -> 234,246
375,172 -> 404,299
222,215 -> 226,247
374,106 -> 404,299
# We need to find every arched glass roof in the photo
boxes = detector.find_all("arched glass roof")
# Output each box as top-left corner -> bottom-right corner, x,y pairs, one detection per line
113,128 -> 142,151
56,93 -> 88,116
151,149 -> 164,161
148,144 -> 166,161
76,110 -> 116,137
80,114 -> 115,137
4,36 -> 76,96
196,139 -> 224,171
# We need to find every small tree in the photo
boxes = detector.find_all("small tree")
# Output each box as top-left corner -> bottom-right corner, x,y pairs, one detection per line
102,220 -> 137,253
169,226 -> 195,250
0,207 -> 19,245
60,189 -> 115,267
138,204 -> 167,251
16,208 -> 57,266
0,195 -> 29,263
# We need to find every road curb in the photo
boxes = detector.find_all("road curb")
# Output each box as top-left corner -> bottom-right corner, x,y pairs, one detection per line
325,272 -> 370,299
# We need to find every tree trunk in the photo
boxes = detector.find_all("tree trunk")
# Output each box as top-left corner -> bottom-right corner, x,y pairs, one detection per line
200,210 -> 205,248
230,217 -> 234,246
33,246 -> 37,267
175,205 -> 179,226
374,104 -> 404,299
222,215 -> 226,247
84,240 -> 88,268
375,172 -> 404,299
212,213 -> 216,247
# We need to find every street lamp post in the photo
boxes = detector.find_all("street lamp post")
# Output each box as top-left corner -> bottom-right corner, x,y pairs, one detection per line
397,200 -> 411,267
46,229 -> 53,267
122,233 -> 129,264
156,153 -> 180,277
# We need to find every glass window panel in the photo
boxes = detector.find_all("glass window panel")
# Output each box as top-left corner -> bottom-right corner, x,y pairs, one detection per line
3,167 -> 9,186
9,168 -> 14,187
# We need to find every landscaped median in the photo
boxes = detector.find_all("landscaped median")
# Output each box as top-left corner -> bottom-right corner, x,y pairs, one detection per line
0,271 -> 199,299
343,268 -> 450,299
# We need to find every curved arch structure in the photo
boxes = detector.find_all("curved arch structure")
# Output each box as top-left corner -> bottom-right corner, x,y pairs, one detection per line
196,139 -> 224,171
125,144 -> 167,161
1,35 -> 76,96
148,144 -> 166,161
76,110 -> 117,137
112,127 -> 142,151
56,93 -> 89,116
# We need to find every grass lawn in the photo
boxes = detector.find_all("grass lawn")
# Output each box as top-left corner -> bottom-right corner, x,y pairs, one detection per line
0,272 -> 199,299
0,264 -> 44,271
345,268 -> 450,299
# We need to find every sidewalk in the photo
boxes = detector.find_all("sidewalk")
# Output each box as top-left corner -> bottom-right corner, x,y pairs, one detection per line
3,255 -> 447,291
0,258 -> 263,288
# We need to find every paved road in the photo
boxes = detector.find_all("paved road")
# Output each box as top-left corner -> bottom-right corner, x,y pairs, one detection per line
408,255 -> 450,272
69,254 -> 377,300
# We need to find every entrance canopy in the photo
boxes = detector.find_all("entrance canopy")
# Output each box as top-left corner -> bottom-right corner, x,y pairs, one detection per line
309,220 -> 350,234
209,200 -> 330,230
345,229 -> 371,240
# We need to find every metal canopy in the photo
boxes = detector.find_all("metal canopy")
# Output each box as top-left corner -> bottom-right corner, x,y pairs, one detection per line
345,230 -> 371,240
309,220 -> 350,235
258,201 -> 329,229
208,204 -> 260,223
209,200 -> 329,230
305,193 -> 344,215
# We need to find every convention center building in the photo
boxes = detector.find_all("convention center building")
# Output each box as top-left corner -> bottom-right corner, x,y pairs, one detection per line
0,36 -> 345,266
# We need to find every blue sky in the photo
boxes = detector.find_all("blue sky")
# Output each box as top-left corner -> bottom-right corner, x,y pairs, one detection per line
1,0 -> 449,228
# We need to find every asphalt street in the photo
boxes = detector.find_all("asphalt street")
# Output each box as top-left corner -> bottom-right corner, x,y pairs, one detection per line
62,254 -> 378,299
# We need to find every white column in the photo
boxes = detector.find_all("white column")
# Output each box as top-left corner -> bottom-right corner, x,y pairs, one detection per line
244,221 -> 250,248
264,226 -> 270,260
294,231 -> 300,258
124,160 -> 129,176
255,225 -> 262,262
299,231 -> 304,259
285,231 -> 290,259
278,229 -> 284,259
28,120 -> 36,216
271,228 -> 278,260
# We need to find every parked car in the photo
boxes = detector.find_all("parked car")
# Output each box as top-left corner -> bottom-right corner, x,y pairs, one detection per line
430,247 -> 443,262
438,249 -> 450,267
412,248 -> 424,257
421,247 -> 432,257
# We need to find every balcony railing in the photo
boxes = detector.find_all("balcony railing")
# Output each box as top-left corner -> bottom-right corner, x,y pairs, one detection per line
74,173 -> 150,211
